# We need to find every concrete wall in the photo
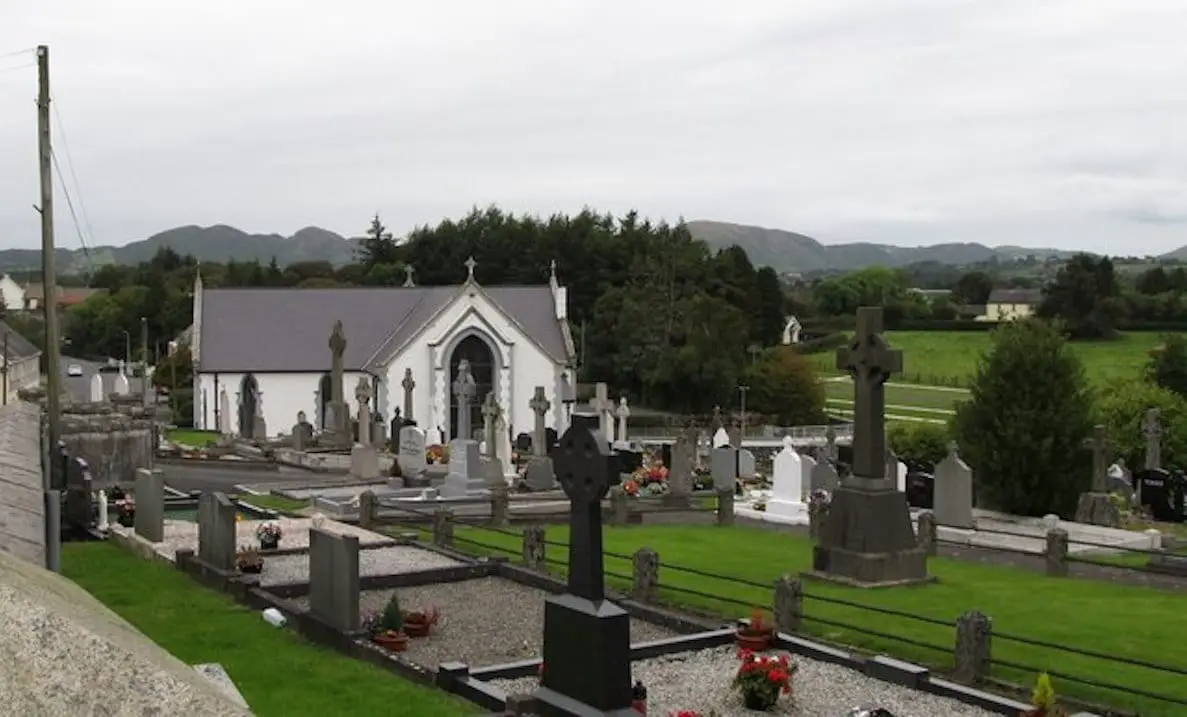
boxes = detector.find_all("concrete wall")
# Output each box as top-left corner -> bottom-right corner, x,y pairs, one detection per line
2,355 -> 40,405
59,399 -> 155,488
0,402 -> 44,566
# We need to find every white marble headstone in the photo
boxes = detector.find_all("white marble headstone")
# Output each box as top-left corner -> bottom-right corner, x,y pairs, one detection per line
113,372 -> 130,396
712,427 -> 730,448
88,373 -> 104,403
767,436 -> 806,518
895,460 -> 908,492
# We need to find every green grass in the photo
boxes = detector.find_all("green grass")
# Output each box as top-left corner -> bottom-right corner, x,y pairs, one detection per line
810,330 -> 1179,387
822,376 -> 965,424
166,428 -> 221,447
440,523 -> 1187,717
63,542 -> 473,717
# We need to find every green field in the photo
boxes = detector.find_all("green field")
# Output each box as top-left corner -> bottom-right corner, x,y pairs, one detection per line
438,523 -> 1187,717
823,377 -> 964,424
810,330 -> 1175,387
63,542 -> 472,717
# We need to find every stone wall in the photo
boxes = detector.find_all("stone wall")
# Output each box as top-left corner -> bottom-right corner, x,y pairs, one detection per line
58,397 -> 162,488
0,402 -> 45,566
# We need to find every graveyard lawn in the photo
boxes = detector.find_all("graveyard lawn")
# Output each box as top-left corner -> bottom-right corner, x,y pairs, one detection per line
62,542 -> 473,717
166,428 -> 221,447
810,330 -> 1179,387
443,523 -> 1187,717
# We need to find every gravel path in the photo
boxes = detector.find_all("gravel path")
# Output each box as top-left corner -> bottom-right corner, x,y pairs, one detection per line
293,577 -> 677,671
115,517 -> 392,561
259,546 -> 462,585
490,646 -> 1002,717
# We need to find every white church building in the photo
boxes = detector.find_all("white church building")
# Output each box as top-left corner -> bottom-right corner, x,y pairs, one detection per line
189,259 -> 576,442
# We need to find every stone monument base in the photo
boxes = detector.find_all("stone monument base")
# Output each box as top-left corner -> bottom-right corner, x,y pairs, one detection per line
804,483 -> 933,588
766,498 -> 807,519
1074,492 -> 1121,528
534,594 -> 635,717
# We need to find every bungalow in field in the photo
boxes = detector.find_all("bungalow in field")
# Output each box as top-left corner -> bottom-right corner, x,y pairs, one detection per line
979,288 -> 1043,321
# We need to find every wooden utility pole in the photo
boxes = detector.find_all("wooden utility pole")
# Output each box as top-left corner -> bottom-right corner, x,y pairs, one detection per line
37,45 -> 63,487
142,316 -> 154,468
2,331 -> 9,406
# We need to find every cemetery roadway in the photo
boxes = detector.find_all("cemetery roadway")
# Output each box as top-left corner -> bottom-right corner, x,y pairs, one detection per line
159,462 -> 311,495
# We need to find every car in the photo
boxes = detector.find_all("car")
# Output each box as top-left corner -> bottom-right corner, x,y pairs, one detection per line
66,364 -> 83,377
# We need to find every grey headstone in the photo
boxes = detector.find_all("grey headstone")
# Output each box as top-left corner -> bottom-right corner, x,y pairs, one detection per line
710,447 -> 737,490
440,439 -> 484,497
197,492 -> 237,571
525,455 -> 556,491
350,444 -> 379,480
133,468 -> 164,543
934,444 -> 973,529
810,460 -> 840,493
397,426 -> 427,477
308,528 -> 360,633
668,433 -> 694,497
738,448 -> 756,479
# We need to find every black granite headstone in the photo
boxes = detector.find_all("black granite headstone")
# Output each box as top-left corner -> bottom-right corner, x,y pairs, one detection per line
535,414 -> 634,716
515,432 -> 532,453
544,427 -> 559,456
905,472 -> 934,510
617,449 -> 643,475
660,444 -> 672,471
1136,468 -> 1184,523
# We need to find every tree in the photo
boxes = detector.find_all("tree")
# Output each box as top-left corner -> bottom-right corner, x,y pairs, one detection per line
952,271 -> 993,306
744,347 -> 825,425
1147,333 -> 1187,399
1096,379 -> 1187,471
358,214 -> 400,268
1037,253 -> 1118,339
953,319 -> 1094,516
887,422 -> 951,466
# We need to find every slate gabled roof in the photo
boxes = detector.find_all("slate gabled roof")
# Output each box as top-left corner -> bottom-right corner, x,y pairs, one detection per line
0,322 -> 41,361
987,288 -> 1043,305
198,286 -> 569,373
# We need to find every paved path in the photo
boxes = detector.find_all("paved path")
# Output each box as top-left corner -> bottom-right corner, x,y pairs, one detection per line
159,462 -> 314,495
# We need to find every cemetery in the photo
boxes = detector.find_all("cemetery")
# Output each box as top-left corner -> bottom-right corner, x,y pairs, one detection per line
19,303 -> 1187,717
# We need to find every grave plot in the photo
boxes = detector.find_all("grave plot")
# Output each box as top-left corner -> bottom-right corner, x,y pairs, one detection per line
289,575 -> 678,671
485,645 -> 1009,717
258,544 -> 462,586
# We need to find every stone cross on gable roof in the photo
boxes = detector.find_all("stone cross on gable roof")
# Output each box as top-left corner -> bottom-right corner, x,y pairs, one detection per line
464,256 -> 477,281
835,306 -> 902,480
402,265 -> 415,287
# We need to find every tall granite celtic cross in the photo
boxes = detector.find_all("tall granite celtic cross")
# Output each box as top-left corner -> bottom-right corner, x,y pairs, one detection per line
553,417 -> 617,600
1144,408 -> 1162,470
1084,424 -> 1111,493
401,368 -> 416,421
481,391 -> 501,456
835,307 -> 902,479
453,360 -> 477,440
328,320 -> 347,405
529,386 -> 551,457
355,377 -> 373,446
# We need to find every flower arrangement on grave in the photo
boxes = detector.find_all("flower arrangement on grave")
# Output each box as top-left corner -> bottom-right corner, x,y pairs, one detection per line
114,496 -> 135,528
364,593 -> 408,652
624,457 -> 669,497
809,488 -> 831,505
1020,672 -> 1066,717
691,466 -> 714,491
732,648 -> 795,711
402,605 -> 441,637
235,546 -> 264,574
426,444 -> 448,465
256,521 -> 282,550
735,607 -> 774,650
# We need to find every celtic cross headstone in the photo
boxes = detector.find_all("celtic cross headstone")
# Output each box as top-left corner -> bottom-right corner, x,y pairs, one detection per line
529,386 -> 551,457
452,360 -> 477,441
401,367 -> 415,422
835,307 -> 903,480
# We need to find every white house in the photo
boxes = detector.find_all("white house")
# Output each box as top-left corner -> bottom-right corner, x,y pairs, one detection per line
0,322 -> 41,404
190,259 -> 577,441
0,275 -> 26,312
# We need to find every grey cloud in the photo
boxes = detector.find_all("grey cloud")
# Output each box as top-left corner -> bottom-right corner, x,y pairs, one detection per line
2,0 -> 1187,255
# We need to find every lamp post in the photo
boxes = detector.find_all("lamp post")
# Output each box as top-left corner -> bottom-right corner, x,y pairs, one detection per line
738,385 -> 750,438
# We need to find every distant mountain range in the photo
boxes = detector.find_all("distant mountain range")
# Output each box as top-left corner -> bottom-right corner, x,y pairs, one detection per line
0,220 -> 1134,276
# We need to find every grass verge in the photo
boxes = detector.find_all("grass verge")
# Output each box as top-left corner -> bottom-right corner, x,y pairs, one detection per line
63,542 -> 474,717
166,428 -> 221,447
424,522 -> 1187,717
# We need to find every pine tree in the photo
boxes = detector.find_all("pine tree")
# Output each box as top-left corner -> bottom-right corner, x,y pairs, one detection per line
953,319 -> 1094,516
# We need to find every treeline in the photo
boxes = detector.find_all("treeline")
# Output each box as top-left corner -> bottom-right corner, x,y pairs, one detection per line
62,206 -> 810,416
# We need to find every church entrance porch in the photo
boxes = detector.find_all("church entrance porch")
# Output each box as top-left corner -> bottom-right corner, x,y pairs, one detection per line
448,335 -> 494,440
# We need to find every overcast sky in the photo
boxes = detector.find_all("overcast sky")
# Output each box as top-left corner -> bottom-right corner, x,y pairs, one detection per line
2,1 -> 1186,255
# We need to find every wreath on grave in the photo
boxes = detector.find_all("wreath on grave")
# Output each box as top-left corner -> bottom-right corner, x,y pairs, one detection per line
624,457 -> 669,497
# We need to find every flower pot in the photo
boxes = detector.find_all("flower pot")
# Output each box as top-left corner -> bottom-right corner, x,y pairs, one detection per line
742,689 -> 777,711
259,537 -> 280,551
404,620 -> 431,638
372,631 -> 408,652
736,629 -> 773,651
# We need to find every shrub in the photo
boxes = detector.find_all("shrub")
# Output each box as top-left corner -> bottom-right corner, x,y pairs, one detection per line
953,319 -> 1094,516
1095,379 -> 1187,470
1147,333 -> 1187,399
887,422 -> 950,466
745,347 -> 826,426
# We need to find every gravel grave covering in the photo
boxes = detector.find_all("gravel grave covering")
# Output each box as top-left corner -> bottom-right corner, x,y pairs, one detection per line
292,577 -> 678,671
489,646 -> 1002,717
113,517 -> 392,561
258,545 -> 462,585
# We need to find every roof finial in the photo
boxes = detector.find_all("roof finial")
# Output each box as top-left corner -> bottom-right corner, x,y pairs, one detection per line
464,256 -> 477,282
549,259 -> 558,282
403,264 -> 415,287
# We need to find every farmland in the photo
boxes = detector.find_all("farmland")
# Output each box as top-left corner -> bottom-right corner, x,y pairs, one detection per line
816,330 -> 1179,425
